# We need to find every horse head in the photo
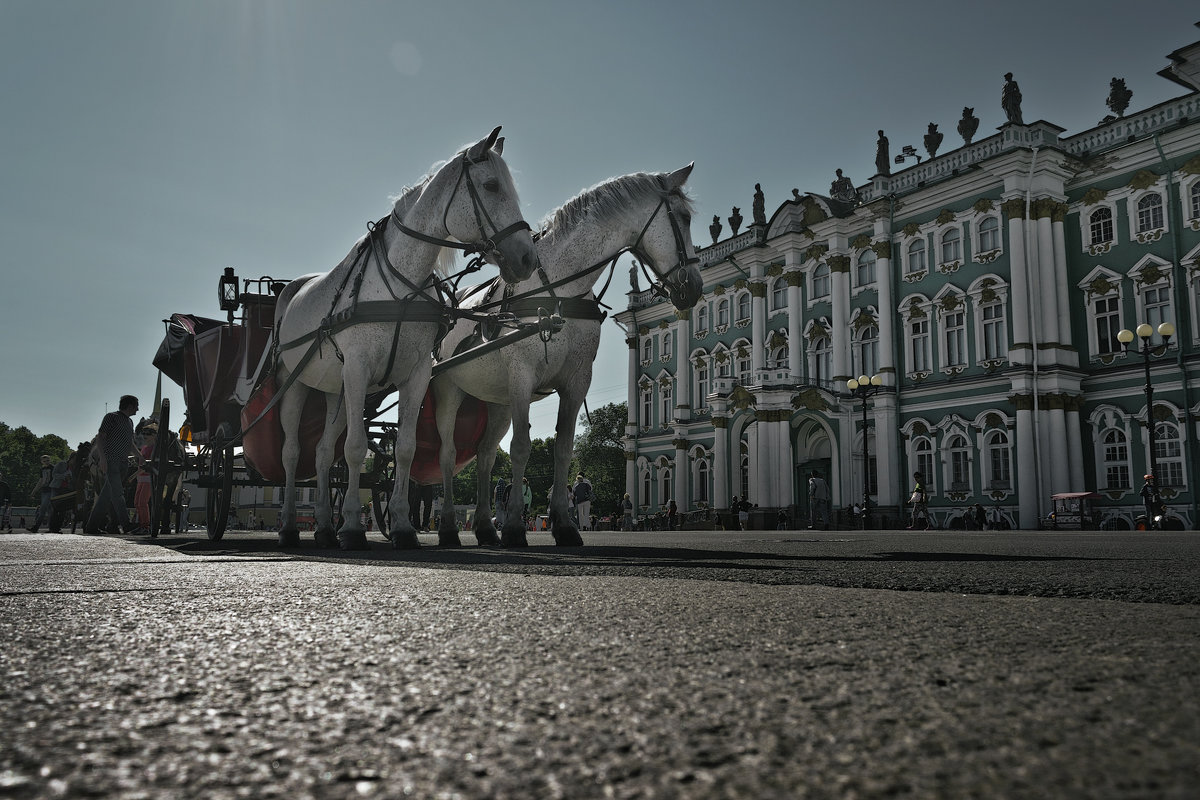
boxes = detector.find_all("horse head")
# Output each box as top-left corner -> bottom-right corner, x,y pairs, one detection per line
442,126 -> 540,284
632,163 -> 703,311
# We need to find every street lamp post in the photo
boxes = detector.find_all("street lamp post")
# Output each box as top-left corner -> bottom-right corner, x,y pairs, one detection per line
845,374 -> 884,529
1116,321 -> 1175,485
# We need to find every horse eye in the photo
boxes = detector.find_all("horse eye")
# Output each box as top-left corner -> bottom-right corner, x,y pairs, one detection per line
483,179 -> 501,193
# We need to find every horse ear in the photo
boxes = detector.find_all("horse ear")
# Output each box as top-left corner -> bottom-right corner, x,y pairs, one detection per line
665,162 -> 694,191
467,126 -> 502,162
493,137 -> 505,156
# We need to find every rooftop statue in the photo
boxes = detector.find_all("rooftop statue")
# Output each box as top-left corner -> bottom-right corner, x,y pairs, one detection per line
957,107 -> 979,145
1002,72 -> 1024,125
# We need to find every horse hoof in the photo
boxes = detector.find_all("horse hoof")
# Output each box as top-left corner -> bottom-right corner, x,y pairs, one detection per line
500,529 -> 529,548
314,529 -> 339,549
339,530 -> 369,550
475,528 -> 500,547
391,531 -> 421,550
552,527 -> 584,547
278,529 -> 301,548
438,530 -> 463,548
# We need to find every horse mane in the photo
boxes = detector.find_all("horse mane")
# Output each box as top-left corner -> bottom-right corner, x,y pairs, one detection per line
389,170 -> 457,276
540,172 -> 695,237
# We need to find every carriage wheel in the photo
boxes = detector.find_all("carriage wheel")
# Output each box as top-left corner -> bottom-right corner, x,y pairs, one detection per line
205,437 -> 234,541
149,399 -> 171,539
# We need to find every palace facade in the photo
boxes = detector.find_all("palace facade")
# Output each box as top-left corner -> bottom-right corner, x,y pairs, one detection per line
616,30 -> 1200,530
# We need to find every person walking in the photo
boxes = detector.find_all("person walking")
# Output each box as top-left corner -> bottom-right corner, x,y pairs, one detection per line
27,455 -> 54,532
0,472 -> 12,532
1141,474 -> 1163,530
521,478 -> 533,526
86,395 -> 143,535
807,471 -> 829,530
494,477 -> 507,527
621,493 -> 634,531
737,496 -> 751,530
907,473 -> 929,530
572,474 -> 594,530
133,424 -> 157,534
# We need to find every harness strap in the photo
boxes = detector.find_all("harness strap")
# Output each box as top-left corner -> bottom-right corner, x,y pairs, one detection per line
505,296 -> 606,322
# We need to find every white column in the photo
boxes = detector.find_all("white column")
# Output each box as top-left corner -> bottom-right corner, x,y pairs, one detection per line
875,392 -> 898,510
674,435 -> 688,511
1015,402 -> 1038,528
775,416 -> 793,507
875,243 -> 896,376
712,416 -> 729,511
787,272 -> 803,383
625,336 -> 639,425
674,314 -> 691,416
1036,207 -> 1059,350
1005,199 -> 1032,365
830,256 -> 850,380
1047,406 -> 1070,493
1066,402 -> 1085,492
625,452 -> 636,507
751,282 -> 767,374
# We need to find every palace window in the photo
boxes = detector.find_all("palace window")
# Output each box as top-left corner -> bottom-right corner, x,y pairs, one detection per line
642,339 -> 652,362
1190,183 -> 1200,220
940,228 -> 961,264
695,362 -> 709,409
947,434 -> 971,491
736,348 -> 751,382
1155,422 -> 1184,487
772,277 -> 788,310
909,316 -> 930,372
855,325 -> 879,377
640,388 -> 652,427
660,381 -> 672,425
811,336 -> 832,385
1090,207 -> 1114,245
1094,295 -> 1121,355
695,304 -> 708,333
907,239 -> 926,274
1102,429 -> 1130,490
812,263 -> 831,299
943,310 -> 967,367
641,469 -> 651,507
717,298 -> 729,328
981,302 -> 1007,360
856,249 -> 877,288
772,345 -> 789,369
985,431 -> 1011,488
1137,193 -> 1164,233
660,468 -> 672,506
716,350 -> 731,378
1143,284 -> 1173,331
912,437 -> 935,494
696,459 -> 709,503
978,216 -> 1001,252
662,331 -> 672,358
736,291 -> 751,321
741,452 -> 750,502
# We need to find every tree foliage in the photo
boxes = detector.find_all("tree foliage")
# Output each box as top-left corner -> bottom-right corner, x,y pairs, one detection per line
451,447 -> 512,508
573,402 -> 627,517
0,422 -> 72,502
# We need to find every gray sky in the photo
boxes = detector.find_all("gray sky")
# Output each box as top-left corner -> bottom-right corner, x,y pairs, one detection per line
1,0 -> 1195,452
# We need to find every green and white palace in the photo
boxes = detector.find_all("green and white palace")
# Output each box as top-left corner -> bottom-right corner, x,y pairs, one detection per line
616,28 -> 1200,530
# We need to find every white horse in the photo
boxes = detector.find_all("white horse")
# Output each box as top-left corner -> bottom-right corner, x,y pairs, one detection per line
274,127 -> 539,550
431,165 -> 703,547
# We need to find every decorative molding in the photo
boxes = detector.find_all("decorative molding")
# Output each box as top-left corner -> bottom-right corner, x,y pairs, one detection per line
712,284 -> 726,295
902,269 -> 929,283
675,308 -> 690,321
1031,198 -> 1059,219
711,416 -> 729,429
850,233 -> 872,250
805,243 -> 829,262
827,255 -> 851,274
1001,198 -> 1026,220
901,222 -> 922,238
638,325 -> 650,336
1128,169 -> 1159,190
972,198 -> 995,213
749,282 -> 768,298
871,241 -> 892,260
935,209 -> 956,225
937,260 -> 962,275
1182,155 -> 1200,175
1082,187 -> 1108,206
766,263 -> 784,277
1135,228 -> 1166,244
1083,275 -> 1117,298
785,270 -> 804,287
658,320 -> 670,330
974,249 -> 1002,264
791,389 -> 831,411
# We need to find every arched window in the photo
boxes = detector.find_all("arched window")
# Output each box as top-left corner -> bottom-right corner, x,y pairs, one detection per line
943,308 -> 967,366
772,277 -> 788,310
812,264 -> 831,299
740,452 -> 750,502
1090,207 -> 1114,244
856,249 -> 877,287
940,228 -> 961,264
694,360 -> 709,409
641,469 -> 651,508
907,239 -> 926,275
978,216 -> 1000,252
717,298 -> 730,327
640,386 -> 652,427
736,292 -> 751,321
985,430 -> 1011,488
660,468 -> 672,507
1155,422 -> 1184,487
696,304 -> 709,332
812,336 -> 832,384
947,434 -> 971,490
981,301 -> 1007,360
772,345 -> 789,369
659,380 -> 672,425
913,437 -> 934,493
736,347 -> 751,381
1137,193 -> 1164,233
642,339 -> 652,362
856,325 -> 879,377
696,460 -> 710,503
1102,429 -> 1130,490
716,350 -> 731,378
662,331 -> 672,357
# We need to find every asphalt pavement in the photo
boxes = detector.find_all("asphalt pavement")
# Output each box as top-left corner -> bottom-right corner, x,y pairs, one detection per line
1,528 -> 1197,799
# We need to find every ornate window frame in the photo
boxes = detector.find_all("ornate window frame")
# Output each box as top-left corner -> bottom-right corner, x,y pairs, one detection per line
1130,254 -> 1175,334
1125,175 -> 1168,244
931,212 -> 964,275
1076,192 -> 1121,255
902,234 -> 929,282
1077,266 -> 1126,363
902,296 -> 932,380
932,286 -> 969,375
968,275 -> 1009,368
1089,405 -> 1134,496
973,215 -> 1003,263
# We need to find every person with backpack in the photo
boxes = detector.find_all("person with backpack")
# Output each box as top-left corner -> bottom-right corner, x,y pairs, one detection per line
572,474 -> 594,530
907,472 -> 929,530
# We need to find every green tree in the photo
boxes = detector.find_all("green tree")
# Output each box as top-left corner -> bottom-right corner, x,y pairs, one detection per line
573,402 -> 627,518
452,446 -> 512,508
0,422 -> 71,502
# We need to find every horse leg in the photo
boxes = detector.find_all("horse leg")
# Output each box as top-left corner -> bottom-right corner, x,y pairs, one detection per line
501,389 -> 533,547
335,366 -> 370,551
472,403 -> 511,546
387,375 -> 429,550
277,378 -> 307,548
431,379 -> 464,548
549,386 -> 587,547
312,392 -> 346,549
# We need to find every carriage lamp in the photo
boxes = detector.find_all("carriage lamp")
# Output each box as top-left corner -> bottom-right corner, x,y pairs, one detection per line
1117,321 -> 1176,484
845,374 -> 884,530
218,267 -> 240,318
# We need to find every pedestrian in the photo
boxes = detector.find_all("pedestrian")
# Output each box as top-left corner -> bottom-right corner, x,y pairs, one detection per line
133,424 -> 157,534
86,395 -> 143,535
807,470 -> 829,530
521,477 -> 532,523
176,488 -> 191,533
27,455 -> 54,532
776,507 -> 790,530
621,493 -> 634,531
907,472 -> 929,530
972,503 -> 987,531
737,496 -> 751,530
0,472 -> 12,531
667,498 -> 678,530
1141,474 -> 1163,530
572,474 -> 594,530
46,456 -> 74,533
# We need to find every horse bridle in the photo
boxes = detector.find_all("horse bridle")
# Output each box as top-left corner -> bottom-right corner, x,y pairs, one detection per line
630,177 -> 699,299
390,150 -> 532,261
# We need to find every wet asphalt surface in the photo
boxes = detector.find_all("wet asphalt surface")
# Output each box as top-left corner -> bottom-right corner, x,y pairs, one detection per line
1,528 -> 1197,799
